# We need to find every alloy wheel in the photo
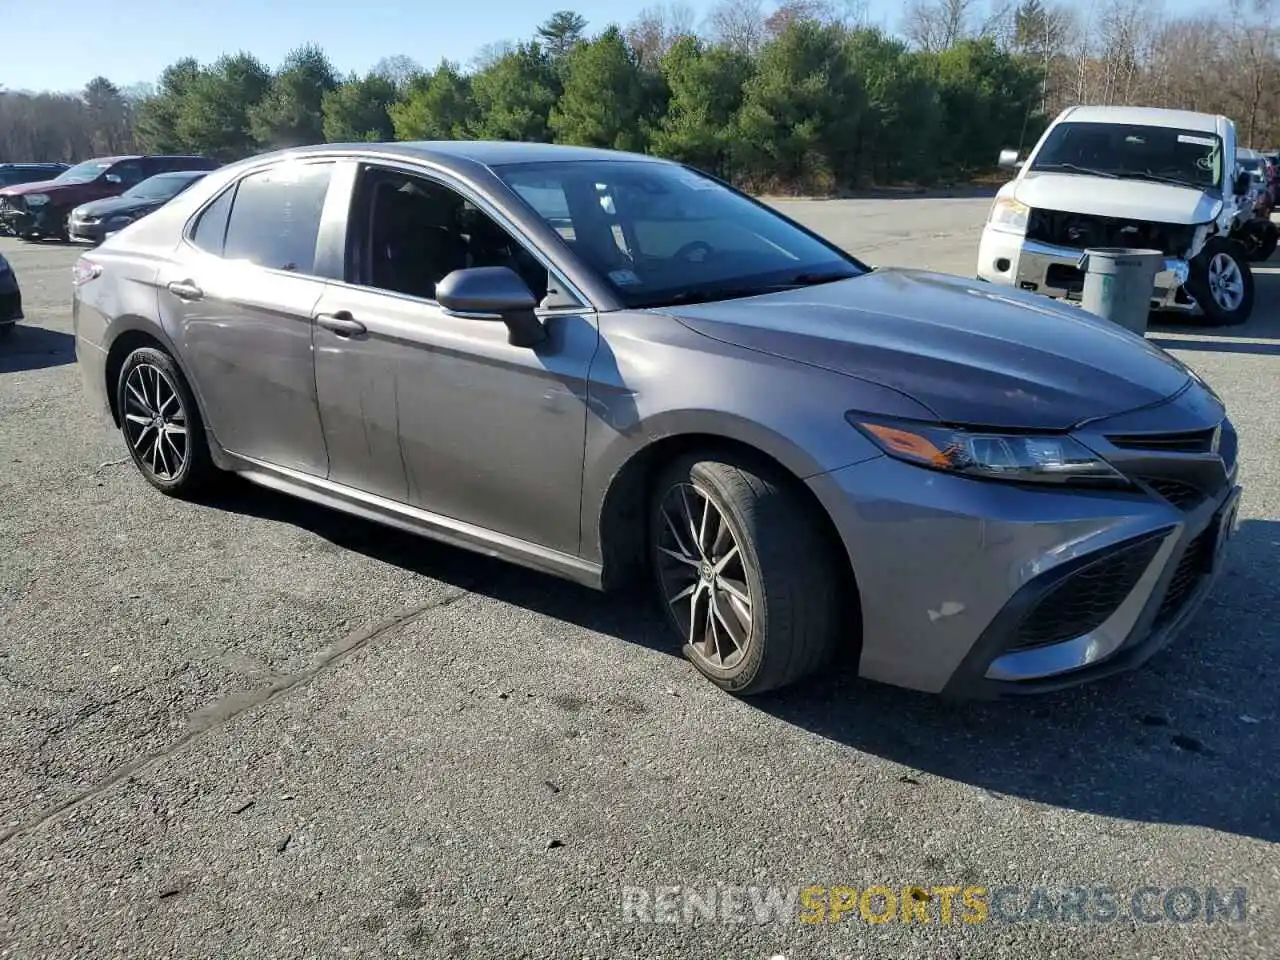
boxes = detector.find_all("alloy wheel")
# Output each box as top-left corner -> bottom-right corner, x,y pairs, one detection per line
1207,251 -> 1245,311
122,363 -> 188,481
655,481 -> 754,670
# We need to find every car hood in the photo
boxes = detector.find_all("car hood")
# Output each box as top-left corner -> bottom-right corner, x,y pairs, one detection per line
1012,172 -> 1220,224
658,268 -> 1193,430
74,195 -> 162,218
0,178 -> 81,198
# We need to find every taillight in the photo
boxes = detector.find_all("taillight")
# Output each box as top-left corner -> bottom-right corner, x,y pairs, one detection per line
72,257 -> 101,287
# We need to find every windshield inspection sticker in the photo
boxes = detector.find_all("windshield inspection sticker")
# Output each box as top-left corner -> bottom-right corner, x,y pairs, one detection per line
609,269 -> 642,285
1177,134 -> 1217,146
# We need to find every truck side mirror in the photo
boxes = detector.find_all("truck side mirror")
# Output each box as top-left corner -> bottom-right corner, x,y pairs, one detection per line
998,149 -> 1023,171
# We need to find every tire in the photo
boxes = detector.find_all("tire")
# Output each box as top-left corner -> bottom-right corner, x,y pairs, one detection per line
648,452 -> 840,696
1186,237 -> 1254,326
115,346 -> 217,497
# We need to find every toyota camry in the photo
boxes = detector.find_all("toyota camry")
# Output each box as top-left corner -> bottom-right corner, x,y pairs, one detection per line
71,142 -> 1242,697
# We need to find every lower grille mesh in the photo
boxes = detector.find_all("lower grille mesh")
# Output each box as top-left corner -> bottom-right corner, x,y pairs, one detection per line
1012,535 -> 1164,650
1155,524 -> 1217,625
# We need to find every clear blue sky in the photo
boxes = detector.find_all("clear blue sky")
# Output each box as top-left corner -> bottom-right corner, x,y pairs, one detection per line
2,0 -> 1214,94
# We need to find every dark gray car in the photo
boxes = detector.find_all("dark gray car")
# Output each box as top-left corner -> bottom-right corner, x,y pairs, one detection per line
70,142 -> 1242,697
68,170 -> 210,244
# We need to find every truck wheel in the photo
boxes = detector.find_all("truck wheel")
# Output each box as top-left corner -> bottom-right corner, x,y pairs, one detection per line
1186,237 -> 1254,326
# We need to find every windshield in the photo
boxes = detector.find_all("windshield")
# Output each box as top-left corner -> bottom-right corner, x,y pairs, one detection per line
53,159 -> 114,184
1239,158 -> 1261,172
123,172 -> 203,200
494,160 -> 864,308
1029,122 -> 1223,189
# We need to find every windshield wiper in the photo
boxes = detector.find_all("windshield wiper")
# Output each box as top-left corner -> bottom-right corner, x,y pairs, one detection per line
1036,162 -> 1120,178
1112,170 -> 1203,189
781,270 -> 858,286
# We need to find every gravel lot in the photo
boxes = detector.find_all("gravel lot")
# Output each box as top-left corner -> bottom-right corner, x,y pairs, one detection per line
1,199 -> 1277,960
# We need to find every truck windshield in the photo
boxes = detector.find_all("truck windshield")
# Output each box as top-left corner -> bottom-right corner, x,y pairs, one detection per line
53,160 -> 114,184
1029,122 -> 1223,190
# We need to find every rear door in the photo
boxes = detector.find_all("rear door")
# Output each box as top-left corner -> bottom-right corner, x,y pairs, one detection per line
156,159 -> 336,475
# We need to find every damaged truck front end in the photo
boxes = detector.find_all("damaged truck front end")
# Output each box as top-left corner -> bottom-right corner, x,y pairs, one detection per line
0,194 -> 65,240
980,205 -> 1199,311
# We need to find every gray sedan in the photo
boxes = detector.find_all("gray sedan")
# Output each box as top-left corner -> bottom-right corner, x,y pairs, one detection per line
70,142 -> 1241,697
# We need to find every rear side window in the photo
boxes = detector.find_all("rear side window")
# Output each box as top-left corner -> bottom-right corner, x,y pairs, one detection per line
222,161 -> 334,273
189,185 -> 236,255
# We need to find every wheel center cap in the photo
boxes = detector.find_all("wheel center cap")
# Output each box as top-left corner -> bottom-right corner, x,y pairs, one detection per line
700,561 -> 715,582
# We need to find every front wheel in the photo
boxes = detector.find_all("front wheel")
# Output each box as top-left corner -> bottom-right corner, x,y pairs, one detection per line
1186,237 -> 1254,326
648,453 -> 840,695
115,346 -> 217,497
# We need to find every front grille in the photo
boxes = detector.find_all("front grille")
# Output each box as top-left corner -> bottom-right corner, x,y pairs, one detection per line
1155,522 -> 1218,625
1026,208 -> 1195,257
1108,428 -> 1218,454
1011,535 -> 1164,650
1141,477 -> 1208,511
1045,263 -> 1084,292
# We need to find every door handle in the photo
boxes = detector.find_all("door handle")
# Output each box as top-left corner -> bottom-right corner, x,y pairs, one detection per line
166,279 -> 203,301
315,311 -> 366,337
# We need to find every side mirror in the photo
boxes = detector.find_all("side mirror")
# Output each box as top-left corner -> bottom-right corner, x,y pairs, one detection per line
997,148 -> 1023,171
436,266 -> 547,348
104,173 -> 122,184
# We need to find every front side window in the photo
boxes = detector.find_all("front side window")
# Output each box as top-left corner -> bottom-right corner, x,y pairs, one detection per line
349,166 -> 554,304
495,160 -> 863,309
108,160 -> 146,187
1029,122 -> 1224,190
221,161 -> 334,273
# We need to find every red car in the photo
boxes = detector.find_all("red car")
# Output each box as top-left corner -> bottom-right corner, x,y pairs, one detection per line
0,154 -> 218,241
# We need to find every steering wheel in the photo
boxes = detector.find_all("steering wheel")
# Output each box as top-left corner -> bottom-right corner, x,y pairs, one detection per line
672,240 -> 713,264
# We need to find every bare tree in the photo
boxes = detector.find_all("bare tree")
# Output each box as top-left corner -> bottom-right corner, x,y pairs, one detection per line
902,0 -> 978,52
704,0 -> 767,55
627,3 -> 697,68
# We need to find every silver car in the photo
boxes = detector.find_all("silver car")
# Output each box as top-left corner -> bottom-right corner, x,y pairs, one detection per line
72,142 -> 1242,697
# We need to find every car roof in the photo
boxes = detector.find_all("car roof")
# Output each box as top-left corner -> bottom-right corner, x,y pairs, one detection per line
247,140 -> 668,172
0,161 -> 66,167
1058,105 -> 1222,133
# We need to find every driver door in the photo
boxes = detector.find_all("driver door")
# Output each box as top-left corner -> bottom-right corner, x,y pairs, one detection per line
310,162 -> 599,556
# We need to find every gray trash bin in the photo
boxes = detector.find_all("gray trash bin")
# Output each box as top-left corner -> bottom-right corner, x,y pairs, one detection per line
1077,247 -> 1165,335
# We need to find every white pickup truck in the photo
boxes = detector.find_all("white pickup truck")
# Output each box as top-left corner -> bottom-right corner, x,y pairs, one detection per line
976,105 -> 1256,326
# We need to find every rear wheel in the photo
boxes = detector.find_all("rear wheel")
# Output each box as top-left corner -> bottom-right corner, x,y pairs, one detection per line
115,346 -> 217,497
648,453 -> 840,695
1186,237 -> 1254,326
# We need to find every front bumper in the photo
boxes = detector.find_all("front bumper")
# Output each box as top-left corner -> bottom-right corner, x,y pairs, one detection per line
67,215 -> 109,244
977,227 -> 1195,312
0,204 -> 64,238
0,270 -> 21,323
807,435 -> 1240,697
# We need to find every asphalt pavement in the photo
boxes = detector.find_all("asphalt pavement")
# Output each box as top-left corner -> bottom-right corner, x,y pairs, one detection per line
1,199 -> 1277,959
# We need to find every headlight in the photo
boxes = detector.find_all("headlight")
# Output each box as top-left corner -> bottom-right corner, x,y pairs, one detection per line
24,194 -> 49,207
986,196 -> 1029,235
847,414 -> 1128,486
